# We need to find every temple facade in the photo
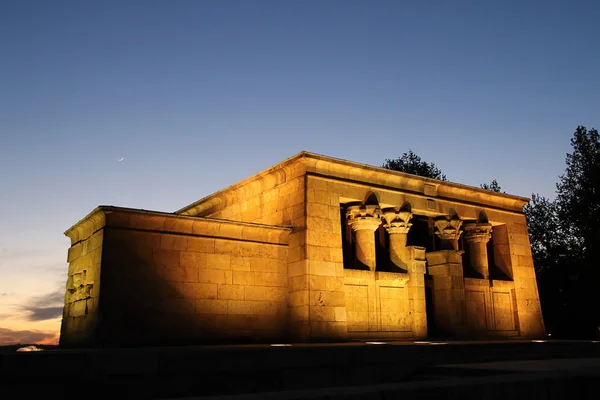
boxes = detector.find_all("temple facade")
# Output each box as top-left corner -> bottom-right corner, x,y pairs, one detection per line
60,152 -> 545,347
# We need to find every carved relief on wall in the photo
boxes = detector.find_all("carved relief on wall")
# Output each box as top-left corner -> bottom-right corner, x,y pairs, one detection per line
67,270 -> 94,317
68,270 -> 93,301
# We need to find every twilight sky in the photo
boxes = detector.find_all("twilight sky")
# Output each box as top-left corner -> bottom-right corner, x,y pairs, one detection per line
0,0 -> 598,345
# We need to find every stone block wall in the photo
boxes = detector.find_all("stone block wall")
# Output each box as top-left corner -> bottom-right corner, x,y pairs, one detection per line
426,250 -> 467,336
464,278 -> 519,337
302,175 -> 347,340
303,175 -> 428,340
60,231 -> 103,347
177,157 -> 308,340
506,217 -> 546,338
174,154 -> 545,341
61,152 -> 546,346
344,270 -> 415,338
61,207 -> 291,347
60,211 -> 106,347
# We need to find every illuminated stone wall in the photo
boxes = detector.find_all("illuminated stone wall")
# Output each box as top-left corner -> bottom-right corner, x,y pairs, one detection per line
177,157 -> 312,339
61,207 -> 290,347
463,278 -> 519,335
303,174 -> 428,340
297,154 -> 545,340
60,212 -> 105,347
61,152 -> 545,347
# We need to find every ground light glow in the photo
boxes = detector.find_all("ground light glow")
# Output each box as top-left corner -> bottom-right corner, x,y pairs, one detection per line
414,341 -> 448,345
532,340 -> 547,343
365,342 -> 387,345
270,344 -> 292,347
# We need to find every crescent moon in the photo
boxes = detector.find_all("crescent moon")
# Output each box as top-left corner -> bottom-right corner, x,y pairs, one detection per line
118,157 -> 124,162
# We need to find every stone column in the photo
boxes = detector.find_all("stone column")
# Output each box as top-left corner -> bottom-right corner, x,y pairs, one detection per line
381,209 -> 412,270
434,218 -> 463,250
426,250 -> 467,336
346,205 -> 381,271
463,223 -> 493,279
382,209 -> 428,338
406,246 -> 428,338
428,217 -> 467,336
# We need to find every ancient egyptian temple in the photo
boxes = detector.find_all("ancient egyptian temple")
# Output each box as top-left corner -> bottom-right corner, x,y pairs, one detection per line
60,152 -> 545,347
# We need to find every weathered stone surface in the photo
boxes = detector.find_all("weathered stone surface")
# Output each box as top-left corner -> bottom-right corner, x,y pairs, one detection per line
60,153 -> 544,347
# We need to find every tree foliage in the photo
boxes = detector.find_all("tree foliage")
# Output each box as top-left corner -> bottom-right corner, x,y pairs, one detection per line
480,179 -> 502,192
382,150 -> 447,180
556,126 -> 600,254
525,126 -> 600,338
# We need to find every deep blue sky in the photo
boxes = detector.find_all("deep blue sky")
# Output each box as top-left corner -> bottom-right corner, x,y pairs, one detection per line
0,0 -> 598,342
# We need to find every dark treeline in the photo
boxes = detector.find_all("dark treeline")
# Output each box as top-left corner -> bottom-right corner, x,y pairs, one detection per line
525,126 -> 600,338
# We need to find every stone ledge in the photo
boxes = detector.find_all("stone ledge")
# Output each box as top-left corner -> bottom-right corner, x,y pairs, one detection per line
177,152 -> 530,219
343,269 -> 410,286
65,206 -> 292,246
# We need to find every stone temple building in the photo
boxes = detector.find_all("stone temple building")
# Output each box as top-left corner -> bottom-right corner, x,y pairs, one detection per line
60,152 -> 545,347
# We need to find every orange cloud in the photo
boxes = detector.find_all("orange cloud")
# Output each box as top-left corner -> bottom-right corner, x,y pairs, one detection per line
0,327 -> 58,345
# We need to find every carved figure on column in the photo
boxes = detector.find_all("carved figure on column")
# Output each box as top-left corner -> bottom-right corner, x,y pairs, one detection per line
346,204 -> 382,271
382,209 -> 412,270
434,217 -> 463,250
463,222 -> 493,279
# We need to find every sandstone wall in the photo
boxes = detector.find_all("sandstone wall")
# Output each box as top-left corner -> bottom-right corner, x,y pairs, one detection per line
299,155 -> 545,339
60,229 -> 103,347
61,208 -> 290,347
62,153 -> 545,345
463,278 -> 519,337
174,154 -> 545,341
177,159 -> 310,340
505,216 -> 546,338
301,175 -> 347,340
344,270 -> 416,338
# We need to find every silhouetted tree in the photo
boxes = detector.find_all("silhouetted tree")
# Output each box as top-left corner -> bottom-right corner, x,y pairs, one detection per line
480,179 -> 502,192
525,126 -> 600,338
382,150 -> 447,180
555,126 -> 600,338
524,193 -> 581,337
556,126 -> 600,256
525,195 -> 570,273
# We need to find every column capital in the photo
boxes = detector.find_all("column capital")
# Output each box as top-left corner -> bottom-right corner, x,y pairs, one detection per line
346,204 -> 381,231
463,223 -> 492,244
381,209 -> 413,235
434,218 -> 463,241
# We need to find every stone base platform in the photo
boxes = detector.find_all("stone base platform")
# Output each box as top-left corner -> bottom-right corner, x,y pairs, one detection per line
1,340 -> 600,399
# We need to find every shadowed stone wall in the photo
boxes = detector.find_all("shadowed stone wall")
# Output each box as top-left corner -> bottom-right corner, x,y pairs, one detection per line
61,207 -> 290,347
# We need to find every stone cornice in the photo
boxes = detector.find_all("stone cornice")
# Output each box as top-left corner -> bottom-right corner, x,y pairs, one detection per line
176,151 -> 530,217
300,152 -> 529,212
64,208 -> 107,245
65,206 -> 292,246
